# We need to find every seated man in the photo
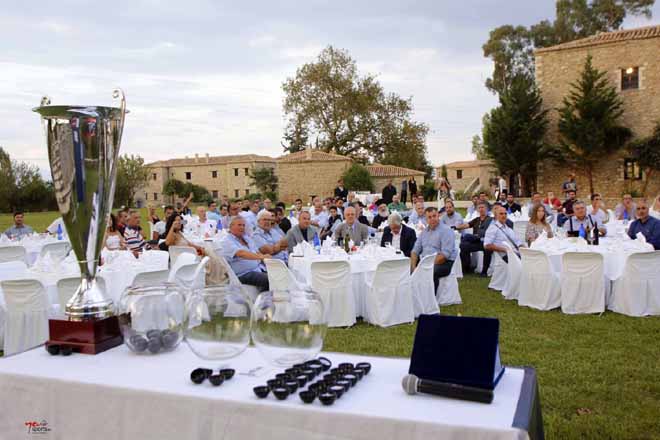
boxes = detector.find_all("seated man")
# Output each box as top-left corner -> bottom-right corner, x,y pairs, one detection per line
381,212 -> 416,257
440,200 -> 465,230
563,201 -> 606,237
123,210 -> 149,255
195,206 -> 217,237
457,201 -> 493,276
484,205 -> 524,262
220,216 -> 270,291
274,205 -> 292,234
587,193 -> 608,224
352,202 -> 371,226
504,193 -> 522,214
333,206 -> 369,246
478,192 -> 492,213
544,191 -> 562,212
407,200 -> 427,226
627,199 -> 660,250
466,195 -> 479,217
615,193 -> 637,221
558,190 -> 577,226
310,196 -> 329,230
371,203 -> 390,229
206,201 -> 221,222
387,194 -> 407,213
4,211 -> 34,239
253,210 -> 289,263
410,207 -> 457,291
153,205 -> 174,240
239,200 -> 260,232
322,205 -> 343,240
286,211 -> 319,253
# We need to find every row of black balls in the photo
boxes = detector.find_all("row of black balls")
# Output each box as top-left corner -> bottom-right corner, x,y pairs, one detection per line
254,359 -> 372,406
190,367 -> 236,386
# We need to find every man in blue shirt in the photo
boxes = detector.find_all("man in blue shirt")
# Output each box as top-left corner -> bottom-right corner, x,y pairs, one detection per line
220,216 -> 270,291
628,199 -> 660,250
3,211 -> 34,239
484,205 -> 524,261
410,207 -> 457,291
253,210 -> 289,264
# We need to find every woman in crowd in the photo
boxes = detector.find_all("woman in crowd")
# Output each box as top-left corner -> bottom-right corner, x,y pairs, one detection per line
651,195 -> 660,219
104,214 -> 126,250
525,203 -> 554,245
436,178 -> 452,206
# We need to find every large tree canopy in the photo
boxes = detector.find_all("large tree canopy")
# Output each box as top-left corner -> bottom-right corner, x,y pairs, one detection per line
281,46 -> 430,171
115,154 -> 150,208
483,0 -> 654,94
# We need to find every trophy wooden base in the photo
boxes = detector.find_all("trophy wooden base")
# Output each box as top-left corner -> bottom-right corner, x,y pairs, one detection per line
46,316 -> 124,355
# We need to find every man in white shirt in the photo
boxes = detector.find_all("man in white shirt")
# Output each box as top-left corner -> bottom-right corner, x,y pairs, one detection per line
195,206 -> 217,237
408,200 -> 427,226
310,196 -> 329,229
586,193 -> 608,224
484,205 -> 524,261
440,199 -> 465,230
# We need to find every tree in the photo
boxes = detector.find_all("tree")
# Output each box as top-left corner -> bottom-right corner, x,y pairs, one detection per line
0,147 -> 14,211
249,167 -> 279,200
556,55 -> 632,194
471,134 -> 488,160
440,164 -> 448,179
482,74 -> 550,195
115,155 -> 150,208
341,163 -> 374,192
628,122 -> 660,195
483,0 -> 654,94
162,178 -> 185,203
282,46 -> 430,169
0,146 -> 57,212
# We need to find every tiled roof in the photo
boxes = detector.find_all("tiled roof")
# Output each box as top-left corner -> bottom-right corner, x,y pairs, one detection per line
277,149 -> 352,163
535,24 -> 660,54
444,160 -> 494,168
147,154 -> 275,167
366,163 -> 425,177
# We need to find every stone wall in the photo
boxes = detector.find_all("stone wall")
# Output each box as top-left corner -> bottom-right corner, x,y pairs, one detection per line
535,36 -> 660,202
444,161 -> 497,193
277,160 -> 352,204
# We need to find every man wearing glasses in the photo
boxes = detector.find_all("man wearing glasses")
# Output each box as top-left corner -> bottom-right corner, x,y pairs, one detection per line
627,200 -> 660,250
253,210 -> 289,263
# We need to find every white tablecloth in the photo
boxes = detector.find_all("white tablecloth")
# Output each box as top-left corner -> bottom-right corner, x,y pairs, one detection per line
0,345 -> 531,440
0,235 -> 69,266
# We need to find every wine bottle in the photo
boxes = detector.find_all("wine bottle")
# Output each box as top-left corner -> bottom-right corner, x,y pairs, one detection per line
593,223 -> 599,245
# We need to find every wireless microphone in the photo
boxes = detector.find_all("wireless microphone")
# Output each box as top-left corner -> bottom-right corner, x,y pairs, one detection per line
402,374 -> 494,404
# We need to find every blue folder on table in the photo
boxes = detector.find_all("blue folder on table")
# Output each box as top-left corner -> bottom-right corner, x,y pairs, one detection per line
409,315 -> 505,390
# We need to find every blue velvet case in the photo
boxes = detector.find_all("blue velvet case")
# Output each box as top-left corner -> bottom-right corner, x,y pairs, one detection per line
409,314 -> 505,390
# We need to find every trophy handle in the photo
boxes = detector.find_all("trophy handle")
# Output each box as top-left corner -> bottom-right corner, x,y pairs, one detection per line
112,88 -> 126,139
40,95 -> 51,107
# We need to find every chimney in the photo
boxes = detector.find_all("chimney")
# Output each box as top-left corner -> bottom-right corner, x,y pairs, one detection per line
305,146 -> 313,160
194,153 -> 199,163
205,153 -> 210,163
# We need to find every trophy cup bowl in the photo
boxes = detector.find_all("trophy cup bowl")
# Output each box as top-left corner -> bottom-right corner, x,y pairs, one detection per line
34,90 -> 127,354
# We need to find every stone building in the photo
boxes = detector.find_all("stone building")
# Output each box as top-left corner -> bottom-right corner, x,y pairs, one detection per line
365,164 -> 425,196
140,154 -> 275,206
534,24 -> 660,202
442,160 -> 497,195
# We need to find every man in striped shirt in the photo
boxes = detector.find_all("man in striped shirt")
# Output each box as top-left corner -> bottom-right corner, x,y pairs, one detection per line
123,210 -> 148,255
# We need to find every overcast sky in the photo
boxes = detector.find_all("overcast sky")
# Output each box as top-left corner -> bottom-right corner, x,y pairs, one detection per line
1,1 -> 658,177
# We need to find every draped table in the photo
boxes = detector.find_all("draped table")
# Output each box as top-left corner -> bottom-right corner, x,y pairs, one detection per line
0,345 -> 543,440
0,235 -> 68,266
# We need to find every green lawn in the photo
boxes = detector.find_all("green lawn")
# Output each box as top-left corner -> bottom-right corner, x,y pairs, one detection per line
2,210 -> 659,439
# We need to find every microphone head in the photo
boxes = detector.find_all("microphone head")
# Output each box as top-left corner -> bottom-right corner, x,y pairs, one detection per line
402,374 -> 418,395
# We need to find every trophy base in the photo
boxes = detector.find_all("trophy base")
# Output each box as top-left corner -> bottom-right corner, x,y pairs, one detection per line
46,316 -> 123,355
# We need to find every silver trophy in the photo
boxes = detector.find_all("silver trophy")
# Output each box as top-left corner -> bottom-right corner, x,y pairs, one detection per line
34,90 -> 126,321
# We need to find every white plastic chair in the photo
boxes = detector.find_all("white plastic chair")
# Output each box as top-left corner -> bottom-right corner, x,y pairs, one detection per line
55,277 -> 107,316
513,221 -> 528,245
501,243 -> 521,300
560,252 -> 607,314
168,246 -> 198,265
217,255 -> 260,302
0,261 -> 28,281
1,279 -> 49,356
140,250 -> 170,270
488,251 -> 508,291
40,242 -> 70,260
168,256 -> 209,289
609,251 -> 660,317
131,269 -> 169,288
436,258 -> 462,306
0,245 -> 27,264
410,254 -> 440,317
518,248 -> 561,310
265,259 -> 307,291
364,259 -> 414,327
310,260 -> 356,327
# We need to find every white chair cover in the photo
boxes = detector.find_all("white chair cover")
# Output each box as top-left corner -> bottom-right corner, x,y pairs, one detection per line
310,261 -> 355,327
0,245 -> 27,264
518,248 -> 560,310
436,259 -> 462,306
513,221 -> 528,244
55,277 -> 108,315
216,256 -> 260,302
410,254 -> 440,317
364,259 -> 414,327
471,251 -> 494,276
501,243 -> 521,300
131,270 -> 169,288
0,261 -> 28,281
453,254 -> 464,279
560,252 -> 607,314
168,246 -> 197,265
168,256 -> 208,289
609,251 -> 660,317
488,252 -> 508,291
1,279 -> 49,356
265,259 -> 307,291
40,242 -> 70,260
139,250 -> 170,270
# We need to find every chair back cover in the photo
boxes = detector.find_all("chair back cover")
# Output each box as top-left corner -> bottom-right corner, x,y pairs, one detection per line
560,252 -> 605,314
310,260 -> 355,327
488,251 -> 508,291
168,256 -> 208,289
518,248 -> 561,310
610,251 -> 660,316
0,245 -> 27,264
410,254 -> 439,316
0,261 -> 28,281
216,255 -> 260,301
139,250 -> 170,270
1,279 -> 49,356
366,258 -> 413,327
501,243 -> 521,300
513,220 -> 528,244
168,246 -> 197,265
265,259 -> 304,292
40,241 -> 70,260
436,259 -> 462,306
131,269 -> 169,288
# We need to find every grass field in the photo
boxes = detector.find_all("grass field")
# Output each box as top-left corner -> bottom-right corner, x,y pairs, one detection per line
2,210 -> 659,439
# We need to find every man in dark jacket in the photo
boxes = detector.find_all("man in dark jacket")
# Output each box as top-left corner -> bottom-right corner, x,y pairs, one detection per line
381,212 -> 416,257
334,179 -> 348,201
381,179 -> 397,205
456,202 -> 493,276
